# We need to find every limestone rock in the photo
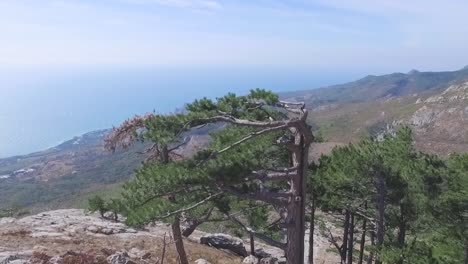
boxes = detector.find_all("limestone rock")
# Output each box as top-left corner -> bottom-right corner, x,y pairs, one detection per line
194,259 -> 211,264
254,248 -> 271,259
260,257 -> 278,264
128,248 -> 150,260
0,255 -> 18,264
200,233 -> 248,257
242,255 -> 259,264
107,252 -> 135,264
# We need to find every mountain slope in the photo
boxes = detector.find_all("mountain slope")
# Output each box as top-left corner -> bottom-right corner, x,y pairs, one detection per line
283,66 -> 468,105
1,67 -> 467,211
302,79 -> 468,156
0,127 -> 211,211
0,130 -> 145,211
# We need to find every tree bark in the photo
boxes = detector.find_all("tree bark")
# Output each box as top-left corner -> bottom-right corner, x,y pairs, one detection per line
308,198 -> 316,264
250,233 -> 255,256
172,216 -> 189,264
366,231 -> 375,264
396,207 -> 407,264
374,171 -> 386,264
182,219 -> 200,238
285,132 -> 309,264
347,213 -> 355,264
341,210 -> 351,263
358,203 -> 368,264
464,242 -> 468,264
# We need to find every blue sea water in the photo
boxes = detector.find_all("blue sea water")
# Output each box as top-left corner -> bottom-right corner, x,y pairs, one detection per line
0,66 -> 359,158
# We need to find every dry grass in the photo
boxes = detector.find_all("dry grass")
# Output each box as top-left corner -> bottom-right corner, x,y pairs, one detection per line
0,232 -> 241,264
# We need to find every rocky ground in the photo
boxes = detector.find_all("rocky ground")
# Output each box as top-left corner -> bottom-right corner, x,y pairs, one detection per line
0,210 -> 340,264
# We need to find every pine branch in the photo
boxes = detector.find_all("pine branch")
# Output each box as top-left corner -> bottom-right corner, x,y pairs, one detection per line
222,186 -> 290,207
154,193 -> 222,220
184,115 -> 300,131
168,137 -> 190,152
277,100 -> 306,108
196,124 -> 289,166
248,170 -> 297,182
137,187 -> 200,208
228,214 -> 286,250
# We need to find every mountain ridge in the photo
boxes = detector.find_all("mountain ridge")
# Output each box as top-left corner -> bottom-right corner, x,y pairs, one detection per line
1,66 -> 467,211
281,66 -> 468,105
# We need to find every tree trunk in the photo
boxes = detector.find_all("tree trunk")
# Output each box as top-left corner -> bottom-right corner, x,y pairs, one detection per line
308,198 -> 316,264
358,203 -> 368,264
250,233 -> 256,256
366,231 -> 375,264
182,219 -> 200,237
347,213 -> 355,264
374,171 -> 386,264
396,203 -> 407,264
172,216 -> 189,264
341,210 -> 351,263
285,133 -> 309,264
464,241 -> 468,264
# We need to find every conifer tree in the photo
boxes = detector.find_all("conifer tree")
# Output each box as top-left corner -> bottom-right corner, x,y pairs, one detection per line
436,153 -> 468,264
309,127 -> 450,264
107,90 -> 313,264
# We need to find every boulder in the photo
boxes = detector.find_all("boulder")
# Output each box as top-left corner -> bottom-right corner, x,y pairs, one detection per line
100,228 -> 114,235
194,259 -> 211,264
86,225 -> 99,233
277,257 -> 287,264
242,255 -> 259,264
107,252 -> 135,264
7,261 -> 27,264
260,257 -> 278,264
128,248 -> 150,260
200,233 -> 248,257
254,248 -> 271,259
0,255 -> 17,264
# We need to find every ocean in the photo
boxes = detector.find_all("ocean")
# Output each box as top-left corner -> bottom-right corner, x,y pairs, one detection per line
0,66 -> 358,158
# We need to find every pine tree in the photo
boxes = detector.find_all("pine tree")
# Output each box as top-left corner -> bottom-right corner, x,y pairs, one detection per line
308,127 -> 451,264
435,153 -> 468,264
107,90 -> 313,264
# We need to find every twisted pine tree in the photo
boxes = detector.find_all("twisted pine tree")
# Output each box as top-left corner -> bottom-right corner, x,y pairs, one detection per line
107,89 -> 313,264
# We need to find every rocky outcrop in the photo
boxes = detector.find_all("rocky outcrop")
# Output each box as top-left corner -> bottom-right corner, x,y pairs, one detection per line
194,259 -> 212,264
107,252 -> 135,264
1,209 -> 342,263
242,255 -> 259,264
406,81 -> 468,155
200,233 -> 248,257
0,209 -> 242,264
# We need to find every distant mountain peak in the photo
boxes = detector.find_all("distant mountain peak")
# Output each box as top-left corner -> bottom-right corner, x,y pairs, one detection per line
407,69 -> 420,74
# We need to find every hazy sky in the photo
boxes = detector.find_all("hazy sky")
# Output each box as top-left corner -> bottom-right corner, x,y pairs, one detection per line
1,0 -> 468,71
1,0 -> 468,157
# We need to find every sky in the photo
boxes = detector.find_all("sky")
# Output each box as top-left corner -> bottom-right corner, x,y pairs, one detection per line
1,0 -> 468,157
1,0 -> 468,70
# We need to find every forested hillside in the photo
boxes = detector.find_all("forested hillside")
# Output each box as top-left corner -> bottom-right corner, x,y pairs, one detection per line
85,91 -> 467,264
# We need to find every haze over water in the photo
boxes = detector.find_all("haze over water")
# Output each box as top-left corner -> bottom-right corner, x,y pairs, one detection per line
0,66 -> 358,158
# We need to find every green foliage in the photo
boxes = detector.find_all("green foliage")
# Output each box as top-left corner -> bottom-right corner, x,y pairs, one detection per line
309,127 -> 466,263
88,195 -> 107,217
113,90 -> 288,233
0,205 -> 29,218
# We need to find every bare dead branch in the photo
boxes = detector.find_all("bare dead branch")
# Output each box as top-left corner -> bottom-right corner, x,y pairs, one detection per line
277,101 -> 306,108
137,186 -> 200,208
229,215 -> 286,250
248,171 -> 296,182
222,186 -> 290,207
184,115 -> 300,131
325,225 -> 342,253
155,193 -> 222,220
168,137 -> 190,152
105,113 -> 155,152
